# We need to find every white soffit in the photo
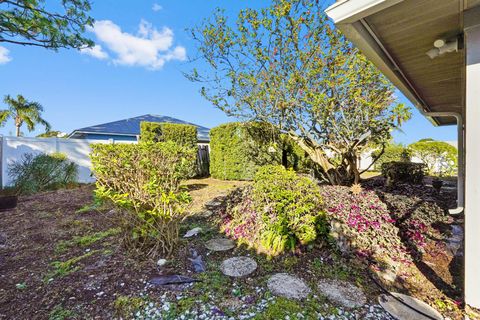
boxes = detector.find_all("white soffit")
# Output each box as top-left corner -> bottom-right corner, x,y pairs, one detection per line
325,0 -> 404,24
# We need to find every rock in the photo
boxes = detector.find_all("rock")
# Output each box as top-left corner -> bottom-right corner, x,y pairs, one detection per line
157,259 -> 167,268
200,210 -> 213,218
379,292 -> 443,320
149,275 -> 200,286
205,238 -> 235,251
189,249 -> 206,273
220,257 -> 257,277
317,279 -> 366,308
184,227 -> 202,238
267,273 -> 311,300
205,199 -> 223,208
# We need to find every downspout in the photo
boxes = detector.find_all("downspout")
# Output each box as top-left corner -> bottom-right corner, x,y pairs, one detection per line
420,111 -> 464,215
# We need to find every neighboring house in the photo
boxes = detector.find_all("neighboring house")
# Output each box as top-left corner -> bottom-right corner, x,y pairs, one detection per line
68,114 -> 210,143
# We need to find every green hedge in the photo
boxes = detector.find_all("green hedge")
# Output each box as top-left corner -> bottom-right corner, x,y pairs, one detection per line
140,121 -> 200,176
209,122 -> 283,180
210,122 -> 312,180
140,122 -> 197,149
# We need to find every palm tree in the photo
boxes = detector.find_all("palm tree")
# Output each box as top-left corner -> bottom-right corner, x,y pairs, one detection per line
0,95 -> 51,137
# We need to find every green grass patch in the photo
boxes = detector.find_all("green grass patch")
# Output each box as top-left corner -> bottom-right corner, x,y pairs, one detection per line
44,250 -> 100,282
48,304 -> 76,320
55,227 -> 120,253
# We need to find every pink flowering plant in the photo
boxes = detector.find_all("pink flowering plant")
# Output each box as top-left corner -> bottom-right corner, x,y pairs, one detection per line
321,185 -> 407,260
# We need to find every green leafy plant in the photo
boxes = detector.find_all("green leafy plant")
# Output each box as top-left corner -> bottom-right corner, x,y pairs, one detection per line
221,165 -> 326,256
90,142 -> 195,257
8,152 -> 78,195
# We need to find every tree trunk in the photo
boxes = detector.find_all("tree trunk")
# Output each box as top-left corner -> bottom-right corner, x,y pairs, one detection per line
15,116 -> 21,137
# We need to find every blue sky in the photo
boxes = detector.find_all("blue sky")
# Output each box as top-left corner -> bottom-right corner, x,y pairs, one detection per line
0,0 -> 456,144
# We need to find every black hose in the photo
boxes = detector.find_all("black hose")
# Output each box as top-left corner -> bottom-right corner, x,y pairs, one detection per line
366,265 -> 441,320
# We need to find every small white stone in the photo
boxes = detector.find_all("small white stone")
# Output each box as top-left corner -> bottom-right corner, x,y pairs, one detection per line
157,258 -> 167,267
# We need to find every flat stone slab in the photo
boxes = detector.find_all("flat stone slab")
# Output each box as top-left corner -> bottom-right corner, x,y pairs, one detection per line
379,293 -> 443,320
267,273 -> 311,300
220,257 -> 257,277
184,227 -> 202,238
205,238 -> 235,251
317,279 -> 366,309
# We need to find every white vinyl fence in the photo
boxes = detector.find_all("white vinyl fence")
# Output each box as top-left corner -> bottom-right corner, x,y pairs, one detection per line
0,136 -> 134,187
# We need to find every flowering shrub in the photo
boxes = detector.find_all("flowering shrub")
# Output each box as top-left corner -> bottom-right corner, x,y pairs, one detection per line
320,186 -> 406,260
220,165 -> 326,256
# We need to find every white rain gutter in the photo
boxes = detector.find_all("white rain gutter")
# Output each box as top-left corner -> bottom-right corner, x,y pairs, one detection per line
420,111 -> 464,215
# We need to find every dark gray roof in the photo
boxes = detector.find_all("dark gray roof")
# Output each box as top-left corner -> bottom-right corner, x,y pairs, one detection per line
69,114 -> 210,141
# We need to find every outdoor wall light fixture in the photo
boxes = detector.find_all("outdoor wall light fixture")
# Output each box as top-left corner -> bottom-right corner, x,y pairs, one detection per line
426,38 -> 459,59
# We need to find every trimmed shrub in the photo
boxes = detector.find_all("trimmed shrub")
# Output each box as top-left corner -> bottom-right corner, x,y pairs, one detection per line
221,165 -> 326,256
140,121 -> 198,177
139,122 -> 162,143
381,161 -> 426,185
140,122 -> 197,149
209,122 -> 283,180
8,152 -> 78,195
90,142 -> 196,257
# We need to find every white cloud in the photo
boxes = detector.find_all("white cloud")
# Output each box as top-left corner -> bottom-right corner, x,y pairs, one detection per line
152,3 -> 162,12
88,19 -> 186,70
0,46 -> 12,64
80,44 -> 109,60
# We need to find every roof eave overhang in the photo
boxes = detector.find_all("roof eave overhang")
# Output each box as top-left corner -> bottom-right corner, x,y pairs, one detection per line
325,0 -> 441,126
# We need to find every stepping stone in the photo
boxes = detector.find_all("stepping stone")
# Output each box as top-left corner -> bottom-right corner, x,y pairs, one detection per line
184,227 -> 202,238
205,199 -> 223,208
317,279 -> 366,309
267,273 -> 311,300
205,238 -> 235,251
220,257 -> 257,277
378,292 -> 443,320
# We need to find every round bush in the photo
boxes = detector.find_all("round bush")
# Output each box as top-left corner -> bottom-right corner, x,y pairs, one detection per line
221,165 -> 326,256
